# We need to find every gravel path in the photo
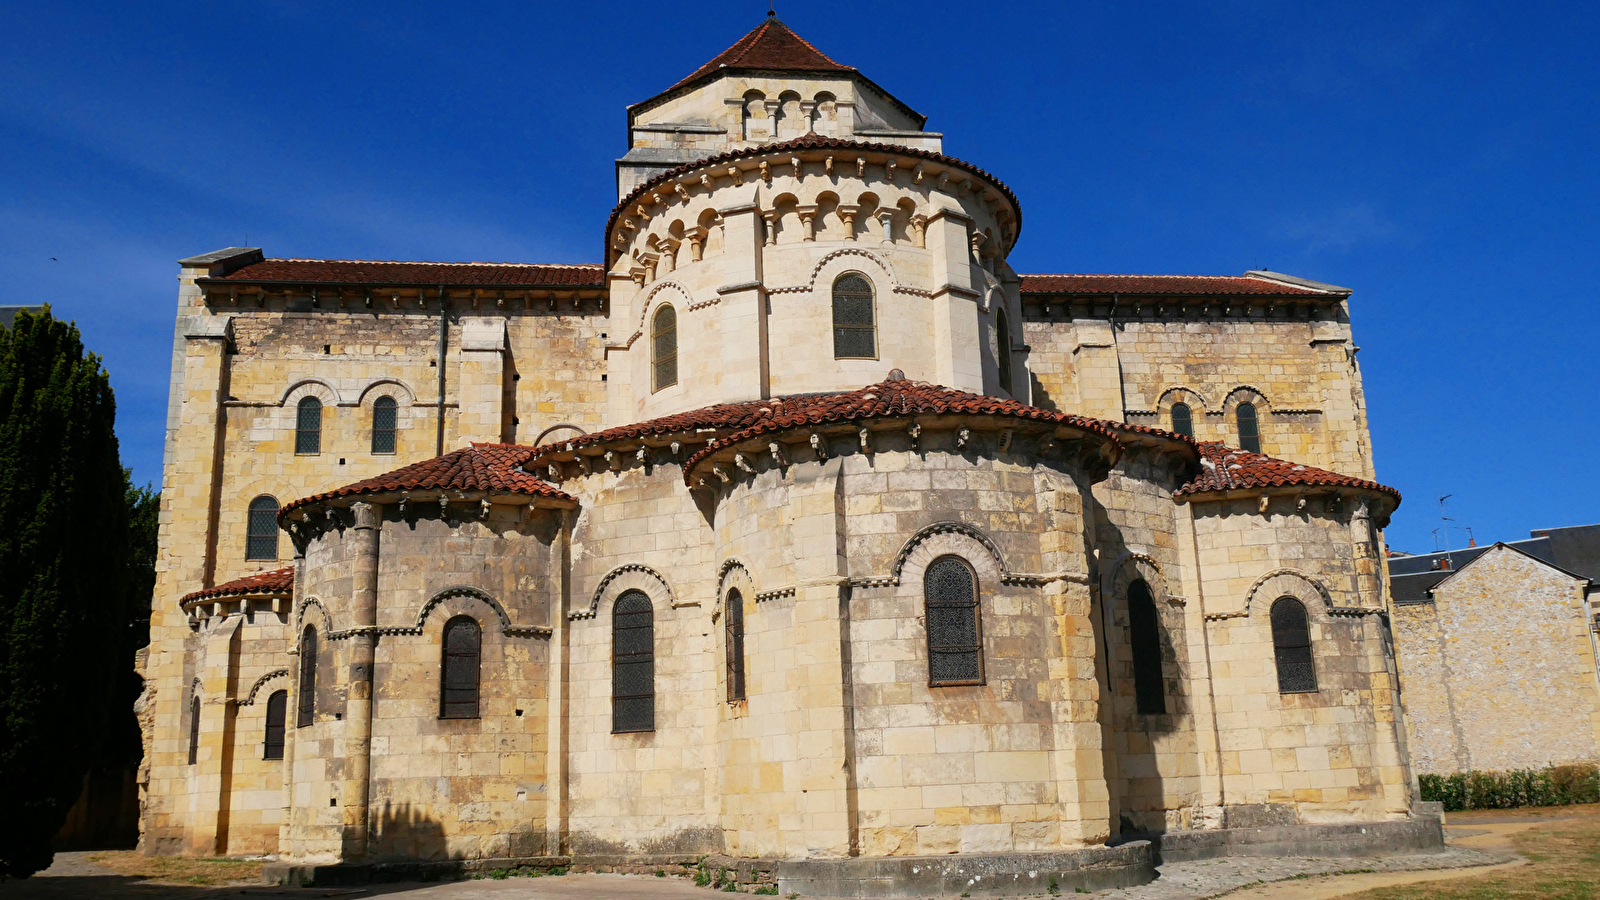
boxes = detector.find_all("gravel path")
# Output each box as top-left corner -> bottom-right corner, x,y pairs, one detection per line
1093,846 -> 1507,899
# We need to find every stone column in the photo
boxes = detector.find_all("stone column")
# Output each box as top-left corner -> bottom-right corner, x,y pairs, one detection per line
457,318 -> 508,446
1311,310 -> 1371,478
193,617 -> 243,854
341,502 -> 381,859
1177,504 -> 1226,828
1351,498 -> 1411,817
715,184 -> 768,403
924,201 -> 982,393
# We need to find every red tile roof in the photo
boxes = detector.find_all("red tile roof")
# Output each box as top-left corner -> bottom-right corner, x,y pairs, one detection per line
668,16 -> 854,92
1177,442 -> 1400,502
1019,274 -> 1337,297
609,134 -> 1020,264
182,567 -> 294,604
205,258 -> 605,288
282,443 -> 574,518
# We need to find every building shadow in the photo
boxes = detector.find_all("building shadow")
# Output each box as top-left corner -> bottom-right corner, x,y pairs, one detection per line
369,801 -> 449,863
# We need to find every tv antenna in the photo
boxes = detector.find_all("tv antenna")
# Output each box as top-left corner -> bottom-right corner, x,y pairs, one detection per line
1437,495 -> 1456,570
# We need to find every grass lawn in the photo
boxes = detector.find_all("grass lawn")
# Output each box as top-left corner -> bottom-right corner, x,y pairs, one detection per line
82,851 -> 263,886
1339,804 -> 1600,900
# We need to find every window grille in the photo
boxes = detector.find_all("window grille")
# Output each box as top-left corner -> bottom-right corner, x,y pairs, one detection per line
725,589 -> 746,702
295,397 -> 322,455
925,556 -> 984,686
246,496 -> 280,560
1271,597 -> 1317,693
187,694 -> 201,765
612,590 -> 655,733
1170,402 -> 1194,438
996,309 -> 1013,395
297,626 -> 317,728
1237,402 -> 1261,453
263,690 -> 287,760
371,396 -> 397,454
440,616 -> 481,718
832,274 -> 876,359
652,305 -> 678,391
1127,579 -> 1166,714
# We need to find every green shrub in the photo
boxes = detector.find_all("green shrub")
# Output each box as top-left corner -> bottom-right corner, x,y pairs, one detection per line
1419,764 -> 1600,811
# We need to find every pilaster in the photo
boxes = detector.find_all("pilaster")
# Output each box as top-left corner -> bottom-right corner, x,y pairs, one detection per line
1070,319 -> 1123,421
717,184 -> 768,403
341,502 -> 380,859
457,318 -> 508,446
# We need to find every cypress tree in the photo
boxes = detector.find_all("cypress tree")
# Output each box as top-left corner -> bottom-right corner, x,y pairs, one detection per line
0,308 -> 129,877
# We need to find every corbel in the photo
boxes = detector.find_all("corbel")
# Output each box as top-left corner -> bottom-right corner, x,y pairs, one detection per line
675,183 -> 690,203
914,163 -> 925,184
256,290 -> 266,308
479,498 -> 492,519
938,172 -> 951,191
397,494 -> 409,517
726,166 -> 743,185
957,426 -> 972,449
670,440 -> 682,459
856,157 -> 865,178
228,287 -> 237,306
999,428 -> 1014,452
885,159 -> 898,182
759,160 -> 771,184
310,287 -> 319,308
825,155 -> 834,176
1297,496 -> 1307,512
858,427 -> 873,454
790,156 -> 801,179
438,495 -> 450,518
496,292 -> 505,310
907,421 -> 922,450
768,441 -> 787,466
547,462 -> 562,481
604,450 -> 619,472
810,433 -> 828,460
735,452 -> 756,474
714,464 -> 734,484
701,173 -> 715,190
1259,495 -> 1270,514
636,446 -> 650,471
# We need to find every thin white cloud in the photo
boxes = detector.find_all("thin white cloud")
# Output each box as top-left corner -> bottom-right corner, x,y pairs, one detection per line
1277,204 -> 1400,253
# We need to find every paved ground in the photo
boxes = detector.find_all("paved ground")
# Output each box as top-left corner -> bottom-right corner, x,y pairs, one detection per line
0,821 -> 1520,900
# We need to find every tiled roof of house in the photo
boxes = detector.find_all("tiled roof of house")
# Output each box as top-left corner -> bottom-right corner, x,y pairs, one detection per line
608,133 -> 1020,263
1177,442 -> 1400,501
181,567 -> 294,604
1019,274 -> 1338,297
206,258 -> 605,288
282,443 -> 574,517
668,16 -> 854,92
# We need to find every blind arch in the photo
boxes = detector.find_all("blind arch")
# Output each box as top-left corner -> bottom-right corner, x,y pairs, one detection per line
246,496 -> 280,560
725,589 -> 746,702
1127,579 -> 1166,714
297,625 -> 317,727
612,590 -> 655,733
652,305 -> 678,391
440,616 -> 482,718
1270,597 -> 1317,693
1170,402 -> 1194,438
295,396 -> 322,455
1237,402 -> 1261,453
832,273 -> 876,359
371,395 -> 397,454
263,690 -> 287,760
925,555 -> 984,686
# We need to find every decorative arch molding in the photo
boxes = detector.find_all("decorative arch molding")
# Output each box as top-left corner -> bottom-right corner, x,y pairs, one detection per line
717,559 -> 757,619
355,378 -> 418,407
843,521 -> 1088,589
1157,387 -> 1209,415
892,522 -> 1007,583
411,585 -> 548,637
1220,385 -> 1273,415
627,281 -> 694,348
1104,551 -> 1180,610
534,422 -> 588,446
295,597 -> 334,633
190,677 -> 204,698
1209,568 -> 1373,620
279,378 -> 341,407
769,247 -> 929,299
573,564 -> 677,621
233,669 -> 289,707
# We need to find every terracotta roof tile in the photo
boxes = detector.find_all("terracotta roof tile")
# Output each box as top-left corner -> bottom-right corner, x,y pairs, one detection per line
182,567 -> 294,604
669,17 -> 853,92
207,258 -> 604,288
608,134 -> 1020,264
283,443 -> 574,517
1019,274 -> 1336,297
1177,442 -> 1400,501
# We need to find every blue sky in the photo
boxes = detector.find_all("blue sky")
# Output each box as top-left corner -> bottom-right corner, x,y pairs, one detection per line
1,1 -> 1593,552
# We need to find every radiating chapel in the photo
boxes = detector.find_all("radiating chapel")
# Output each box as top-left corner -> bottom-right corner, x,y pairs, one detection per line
141,15 -> 1438,894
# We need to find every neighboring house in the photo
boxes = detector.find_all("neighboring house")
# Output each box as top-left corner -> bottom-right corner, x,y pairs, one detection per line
1390,525 -> 1600,774
1,305 -> 46,328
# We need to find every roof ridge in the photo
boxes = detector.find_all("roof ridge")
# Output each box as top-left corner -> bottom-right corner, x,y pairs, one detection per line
266,257 -> 603,269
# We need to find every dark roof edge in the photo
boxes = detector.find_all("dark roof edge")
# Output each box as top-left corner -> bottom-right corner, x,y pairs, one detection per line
1244,270 -> 1353,295
179,247 -> 263,275
1430,541 -> 1594,590
627,69 -> 927,132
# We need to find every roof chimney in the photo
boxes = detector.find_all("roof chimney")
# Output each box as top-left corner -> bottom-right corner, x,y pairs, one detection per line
1440,557 -> 1451,570
1468,537 -> 1476,547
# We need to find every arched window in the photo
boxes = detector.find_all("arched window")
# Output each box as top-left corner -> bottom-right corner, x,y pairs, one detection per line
440,616 -> 481,719
187,694 -> 201,765
1270,597 -> 1317,693
1127,579 -> 1166,714
1237,402 -> 1261,454
246,496 -> 280,560
263,690 -> 287,760
832,274 -> 876,359
295,396 -> 322,455
725,589 -> 746,702
1170,402 -> 1194,438
297,625 -> 317,728
370,395 -> 397,454
612,590 -> 655,733
652,305 -> 678,391
996,309 -> 1014,395
925,556 -> 984,686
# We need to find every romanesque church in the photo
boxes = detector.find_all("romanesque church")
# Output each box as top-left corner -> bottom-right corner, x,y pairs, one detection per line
141,15 -> 1439,893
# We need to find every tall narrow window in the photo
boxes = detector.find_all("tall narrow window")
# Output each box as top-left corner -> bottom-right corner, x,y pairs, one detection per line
725,589 -> 746,702
652,305 -> 678,391
297,626 -> 317,728
996,309 -> 1014,395
1170,402 -> 1194,438
1127,579 -> 1166,714
1271,597 -> 1317,693
371,395 -> 397,454
925,556 -> 984,686
612,590 -> 655,733
246,496 -> 280,560
440,616 -> 482,718
295,396 -> 322,455
1237,402 -> 1261,453
832,274 -> 876,358
187,694 -> 201,765
263,690 -> 287,760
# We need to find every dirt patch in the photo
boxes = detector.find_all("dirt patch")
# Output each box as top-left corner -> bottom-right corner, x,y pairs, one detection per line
81,852 -> 263,886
